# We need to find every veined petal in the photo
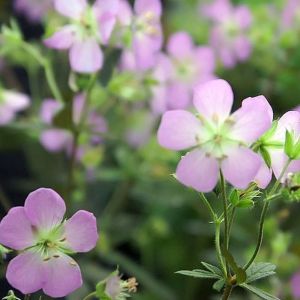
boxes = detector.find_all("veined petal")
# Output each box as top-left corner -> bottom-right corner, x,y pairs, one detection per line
134,0 -> 162,17
42,253 -> 82,297
24,188 -> 66,231
63,210 -> 98,252
231,96 -> 273,144
70,38 -> 103,73
254,159 -> 272,189
193,79 -> 234,122
0,207 -> 36,250
6,251 -> 44,295
54,0 -> 87,19
44,26 -> 76,49
176,149 -> 219,192
167,31 -> 194,59
221,147 -> 261,189
157,110 -> 201,150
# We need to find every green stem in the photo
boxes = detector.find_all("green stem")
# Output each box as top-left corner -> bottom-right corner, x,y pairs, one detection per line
244,159 -> 292,270
83,292 -> 97,300
222,285 -> 233,300
216,221 -> 227,277
199,193 -> 216,221
228,207 -> 236,242
220,171 -> 230,276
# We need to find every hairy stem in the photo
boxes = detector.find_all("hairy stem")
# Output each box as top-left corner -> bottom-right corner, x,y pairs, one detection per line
222,285 -> 233,300
215,221 -> 227,277
82,292 -> 97,300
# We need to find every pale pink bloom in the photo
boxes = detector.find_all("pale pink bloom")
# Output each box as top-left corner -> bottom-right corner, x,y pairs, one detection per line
157,79 -> 273,192
254,111 -> 300,188
0,91 -> 30,125
291,271 -> 300,298
44,0 -> 119,73
201,0 -> 252,68
14,0 -> 52,23
151,32 -> 216,113
281,0 -> 300,29
0,188 -> 98,297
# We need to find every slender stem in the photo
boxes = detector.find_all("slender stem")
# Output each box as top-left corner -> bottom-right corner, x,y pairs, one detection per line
83,292 -> 97,300
244,159 -> 292,270
222,285 -> 233,300
215,220 -> 227,277
199,193 -> 216,221
24,295 -> 30,300
220,171 -> 230,276
228,207 -> 236,241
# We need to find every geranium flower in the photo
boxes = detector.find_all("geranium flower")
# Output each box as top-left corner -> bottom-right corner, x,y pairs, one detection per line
40,94 -> 107,156
14,0 -> 52,23
281,0 -> 300,29
151,32 -> 216,113
254,111 -> 300,188
157,79 -> 273,192
0,91 -> 30,125
0,188 -> 98,297
201,0 -> 252,68
44,0 -> 119,73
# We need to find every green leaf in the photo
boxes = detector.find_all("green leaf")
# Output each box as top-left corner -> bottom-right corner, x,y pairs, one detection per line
246,262 -> 276,284
236,199 -> 254,208
201,262 -> 223,277
222,248 -> 247,284
176,269 -> 221,279
284,130 -> 295,159
213,279 -> 225,292
241,283 -> 280,300
229,189 -> 239,206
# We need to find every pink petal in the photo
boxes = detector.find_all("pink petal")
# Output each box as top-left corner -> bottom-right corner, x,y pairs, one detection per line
193,79 -> 233,122
254,159 -> 272,189
99,12 -> 116,44
117,0 -> 133,26
201,0 -> 232,22
4,91 -> 30,111
194,46 -> 215,76
24,188 -> 66,231
44,26 -> 76,49
43,253 -> 82,297
234,36 -> 252,61
40,99 -> 62,124
134,0 -> 162,16
157,110 -> 202,150
234,5 -> 252,29
70,38 -> 103,73
94,0 -> 119,14
0,107 -> 14,125
176,149 -> 219,192
221,147 -> 261,189
54,0 -> 87,19
231,96 -> 273,144
0,207 -> 36,250
63,210 -> 98,252
6,251 -> 44,295
167,31 -> 194,59
277,111 -> 300,138
167,83 -> 191,110
40,129 -> 72,152
72,93 -> 86,124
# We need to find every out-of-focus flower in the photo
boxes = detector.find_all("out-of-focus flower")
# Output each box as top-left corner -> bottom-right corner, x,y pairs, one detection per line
254,111 -> 300,188
44,0 -> 119,73
281,0 -> 300,29
201,0 -> 252,68
0,91 -> 30,125
157,79 -> 273,192
40,94 -> 107,158
291,271 -> 300,298
14,0 -> 52,23
151,32 -> 216,113
0,188 -> 98,297
119,0 -> 163,71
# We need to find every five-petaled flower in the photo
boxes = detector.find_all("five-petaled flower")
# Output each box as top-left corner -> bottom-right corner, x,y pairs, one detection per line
44,0 -> 119,73
0,188 -> 98,297
157,79 -> 273,192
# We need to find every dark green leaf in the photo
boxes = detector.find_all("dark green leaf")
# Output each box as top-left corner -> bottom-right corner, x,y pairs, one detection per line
241,283 -> 280,300
176,269 -> 221,279
201,262 -> 223,277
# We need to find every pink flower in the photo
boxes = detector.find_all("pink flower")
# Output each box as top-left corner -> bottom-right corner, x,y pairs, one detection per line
0,188 -> 98,297
151,32 -> 216,113
291,271 -> 300,298
119,0 -> 163,71
14,0 -> 52,23
201,0 -> 252,68
254,111 -> 300,188
44,0 -> 119,73
0,91 -> 30,125
157,79 -> 273,192
281,0 -> 300,29
40,94 -> 107,157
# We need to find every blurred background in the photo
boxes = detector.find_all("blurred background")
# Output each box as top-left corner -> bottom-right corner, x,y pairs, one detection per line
0,0 -> 300,299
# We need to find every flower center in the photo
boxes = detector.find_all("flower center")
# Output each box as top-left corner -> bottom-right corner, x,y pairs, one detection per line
135,11 -> 160,37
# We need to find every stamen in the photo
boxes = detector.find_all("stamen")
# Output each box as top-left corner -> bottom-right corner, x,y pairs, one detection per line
59,237 -> 66,242
69,260 -> 77,267
53,254 -> 60,258
43,257 -> 51,262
